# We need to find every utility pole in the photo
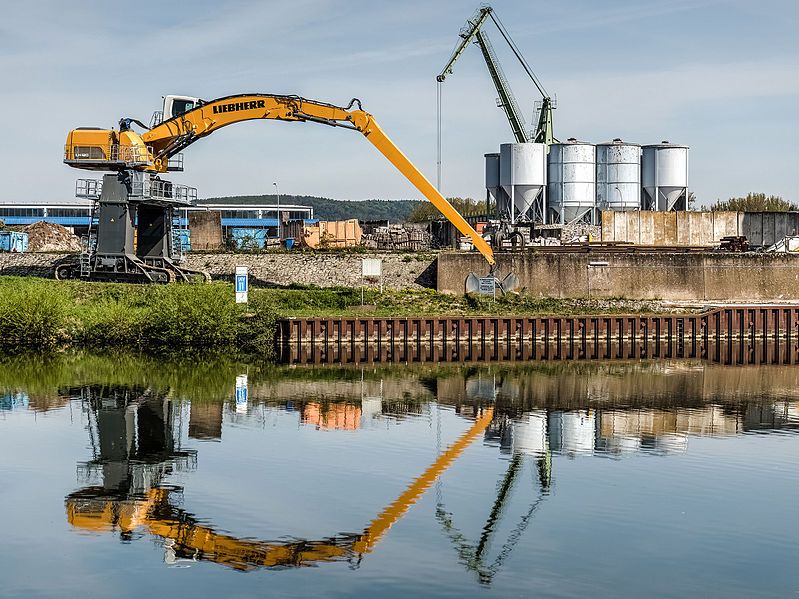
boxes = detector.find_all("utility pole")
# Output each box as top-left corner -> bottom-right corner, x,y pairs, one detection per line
273,181 -> 281,242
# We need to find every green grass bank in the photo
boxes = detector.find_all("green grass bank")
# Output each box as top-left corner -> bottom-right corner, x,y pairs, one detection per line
0,277 -> 678,355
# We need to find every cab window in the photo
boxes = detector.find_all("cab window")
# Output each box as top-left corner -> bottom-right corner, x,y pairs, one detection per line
171,99 -> 195,118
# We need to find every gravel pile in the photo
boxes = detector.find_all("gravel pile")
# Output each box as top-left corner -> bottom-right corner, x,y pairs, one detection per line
24,222 -> 82,252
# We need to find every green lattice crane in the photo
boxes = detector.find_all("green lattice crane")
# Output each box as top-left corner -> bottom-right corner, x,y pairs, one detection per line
437,6 -> 556,146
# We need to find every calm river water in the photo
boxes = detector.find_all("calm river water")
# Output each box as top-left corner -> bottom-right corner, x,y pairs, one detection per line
1,354 -> 798,598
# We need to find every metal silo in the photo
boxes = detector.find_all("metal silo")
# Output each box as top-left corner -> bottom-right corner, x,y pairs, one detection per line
499,143 -> 547,223
548,138 -> 596,224
642,142 -> 689,211
485,152 -> 510,220
596,139 -> 641,211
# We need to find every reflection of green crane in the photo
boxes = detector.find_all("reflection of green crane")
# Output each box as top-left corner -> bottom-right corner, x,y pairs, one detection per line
434,405 -> 552,586
436,451 -> 550,585
436,5 -> 556,146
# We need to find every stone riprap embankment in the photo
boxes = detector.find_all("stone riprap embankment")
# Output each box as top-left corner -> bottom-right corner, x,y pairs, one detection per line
0,252 -> 438,289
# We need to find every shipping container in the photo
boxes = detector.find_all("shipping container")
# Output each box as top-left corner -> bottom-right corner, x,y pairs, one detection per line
0,231 -> 28,252
229,227 -> 268,249
179,230 -> 191,252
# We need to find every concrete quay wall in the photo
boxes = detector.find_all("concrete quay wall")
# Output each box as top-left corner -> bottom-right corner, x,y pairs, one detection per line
438,251 -> 799,301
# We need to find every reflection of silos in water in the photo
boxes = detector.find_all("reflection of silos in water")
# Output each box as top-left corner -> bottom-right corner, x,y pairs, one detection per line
612,436 -> 642,455
642,142 -> 689,211
562,411 -> 595,456
596,139 -> 641,212
548,411 -> 563,451
485,153 -> 511,220
548,410 -> 595,456
548,139 -> 596,224
511,410 -> 548,456
500,143 -> 547,224
655,433 -> 688,454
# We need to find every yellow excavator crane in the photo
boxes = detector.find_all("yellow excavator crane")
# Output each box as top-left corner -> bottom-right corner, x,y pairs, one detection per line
63,94 -> 516,290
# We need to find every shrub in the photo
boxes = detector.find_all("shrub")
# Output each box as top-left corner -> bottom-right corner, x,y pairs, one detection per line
238,293 -> 278,359
142,283 -> 242,352
0,279 -> 71,351
77,300 -> 148,349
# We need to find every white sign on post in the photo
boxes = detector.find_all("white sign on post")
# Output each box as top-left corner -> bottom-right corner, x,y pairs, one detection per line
362,258 -> 382,278
361,258 -> 383,304
235,374 -> 248,414
235,266 -> 248,303
478,277 -> 496,297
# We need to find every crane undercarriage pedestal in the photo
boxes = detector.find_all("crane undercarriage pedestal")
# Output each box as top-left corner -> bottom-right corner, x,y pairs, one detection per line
55,172 -> 210,283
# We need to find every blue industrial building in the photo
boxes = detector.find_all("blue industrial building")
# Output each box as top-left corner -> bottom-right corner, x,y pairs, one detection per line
0,202 -> 316,235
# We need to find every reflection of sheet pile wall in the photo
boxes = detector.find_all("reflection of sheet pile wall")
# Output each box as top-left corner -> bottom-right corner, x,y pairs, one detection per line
494,364 -> 799,409
189,402 -> 224,440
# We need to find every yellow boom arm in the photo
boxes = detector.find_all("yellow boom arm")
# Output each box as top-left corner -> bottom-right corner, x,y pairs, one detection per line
65,94 -> 494,265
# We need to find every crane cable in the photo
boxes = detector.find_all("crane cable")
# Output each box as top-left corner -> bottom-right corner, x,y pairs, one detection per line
436,80 -> 443,191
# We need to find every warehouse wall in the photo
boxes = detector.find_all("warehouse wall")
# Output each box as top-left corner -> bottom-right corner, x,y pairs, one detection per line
437,251 -> 799,301
602,210 -> 799,248
741,212 -> 799,247
600,210 -> 741,246
188,212 -> 224,250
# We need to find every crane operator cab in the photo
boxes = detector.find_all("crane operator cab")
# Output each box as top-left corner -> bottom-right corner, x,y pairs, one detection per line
151,95 -> 203,127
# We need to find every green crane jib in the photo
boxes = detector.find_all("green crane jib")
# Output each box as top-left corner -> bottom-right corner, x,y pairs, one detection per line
436,6 -> 555,146
475,30 -> 528,144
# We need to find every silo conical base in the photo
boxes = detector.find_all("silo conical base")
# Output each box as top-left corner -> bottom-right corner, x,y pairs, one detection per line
643,187 -> 688,211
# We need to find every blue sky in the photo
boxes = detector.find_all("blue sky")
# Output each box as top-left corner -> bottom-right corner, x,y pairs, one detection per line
1,0 -> 797,207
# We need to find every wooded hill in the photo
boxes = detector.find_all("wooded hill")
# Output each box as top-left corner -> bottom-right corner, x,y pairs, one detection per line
199,195 -> 422,222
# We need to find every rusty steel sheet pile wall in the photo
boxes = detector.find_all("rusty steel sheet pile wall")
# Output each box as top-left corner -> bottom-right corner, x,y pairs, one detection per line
276,307 -> 799,365
437,251 -> 799,301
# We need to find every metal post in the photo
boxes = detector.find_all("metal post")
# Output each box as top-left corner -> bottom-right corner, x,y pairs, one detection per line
273,181 -> 281,243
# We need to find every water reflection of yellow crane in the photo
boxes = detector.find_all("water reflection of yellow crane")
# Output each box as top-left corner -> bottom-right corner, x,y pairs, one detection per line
66,389 -> 494,570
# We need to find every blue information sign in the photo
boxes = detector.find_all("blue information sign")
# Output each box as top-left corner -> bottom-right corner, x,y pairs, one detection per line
235,385 -> 248,404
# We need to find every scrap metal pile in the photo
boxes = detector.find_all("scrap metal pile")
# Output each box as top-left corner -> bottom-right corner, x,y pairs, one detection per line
361,223 -> 432,251
23,222 -> 82,252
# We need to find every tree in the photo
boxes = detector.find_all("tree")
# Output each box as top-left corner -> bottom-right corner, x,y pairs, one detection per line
407,197 -> 489,223
710,193 -> 796,212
